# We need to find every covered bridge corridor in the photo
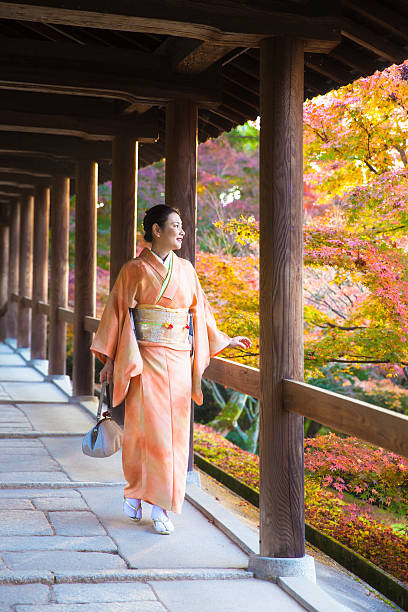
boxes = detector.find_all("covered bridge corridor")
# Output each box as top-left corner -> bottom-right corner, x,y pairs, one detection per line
0,2 -> 407,610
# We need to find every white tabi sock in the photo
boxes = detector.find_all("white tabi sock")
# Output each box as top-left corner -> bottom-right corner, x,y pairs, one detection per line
151,504 -> 168,520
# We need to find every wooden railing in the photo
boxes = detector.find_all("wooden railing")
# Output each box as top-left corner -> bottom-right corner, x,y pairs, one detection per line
11,293 -> 408,458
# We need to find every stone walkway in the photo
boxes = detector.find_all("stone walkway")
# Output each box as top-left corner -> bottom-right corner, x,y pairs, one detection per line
0,340 -> 402,611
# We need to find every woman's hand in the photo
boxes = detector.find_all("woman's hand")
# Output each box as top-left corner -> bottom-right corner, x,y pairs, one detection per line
100,357 -> 114,384
228,336 -> 252,350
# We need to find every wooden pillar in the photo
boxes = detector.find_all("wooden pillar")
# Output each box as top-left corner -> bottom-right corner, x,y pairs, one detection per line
49,176 -> 70,375
258,37 -> 305,559
165,99 -> 198,473
0,222 -> 9,341
165,99 -> 198,265
18,193 -> 34,348
31,184 -> 50,359
7,200 -> 20,338
110,135 -> 138,289
72,160 -> 97,396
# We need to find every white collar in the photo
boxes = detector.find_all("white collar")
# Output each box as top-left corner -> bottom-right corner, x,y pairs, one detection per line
151,249 -> 172,271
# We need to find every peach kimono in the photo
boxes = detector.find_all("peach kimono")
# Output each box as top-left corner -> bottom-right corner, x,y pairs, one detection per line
91,247 -> 230,513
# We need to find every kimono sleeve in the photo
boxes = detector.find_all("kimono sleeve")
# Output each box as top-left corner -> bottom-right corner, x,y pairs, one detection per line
90,261 -> 143,407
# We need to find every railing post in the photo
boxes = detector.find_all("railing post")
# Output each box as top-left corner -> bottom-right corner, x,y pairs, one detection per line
49,175 -> 70,375
165,98 -> 198,481
0,218 -> 9,342
31,183 -> 50,360
18,192 -> 34,349
110,135 -> 138,289
7,200 -> 20,340
72,160 -> 97,397
248,37 -> 314,582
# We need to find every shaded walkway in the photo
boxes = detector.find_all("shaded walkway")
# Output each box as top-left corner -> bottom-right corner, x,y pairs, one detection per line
0,341 -> 400,611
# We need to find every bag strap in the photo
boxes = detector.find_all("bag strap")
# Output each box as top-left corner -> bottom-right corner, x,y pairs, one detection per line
96,381 -> 111,421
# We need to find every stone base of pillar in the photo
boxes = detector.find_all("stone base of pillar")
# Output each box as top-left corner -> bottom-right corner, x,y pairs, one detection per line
29,359 -> 49,376
5,337 -> 17,348
46,374 -> 72,396
186,469 -> 201,487
248,554 -> 316,583
16,347 -> 31,361
71,395 -> 97,404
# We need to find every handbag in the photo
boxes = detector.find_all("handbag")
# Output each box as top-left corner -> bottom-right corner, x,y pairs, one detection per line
82,381 -> 123,458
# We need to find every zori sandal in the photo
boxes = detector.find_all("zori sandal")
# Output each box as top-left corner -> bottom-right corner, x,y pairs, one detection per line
152,510 -> 174,535
123,497 -> 142,521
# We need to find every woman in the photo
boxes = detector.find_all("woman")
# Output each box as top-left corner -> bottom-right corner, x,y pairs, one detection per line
91,205 -> 251,535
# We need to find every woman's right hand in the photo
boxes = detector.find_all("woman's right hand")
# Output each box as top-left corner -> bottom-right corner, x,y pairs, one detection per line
100,357 -> 114,384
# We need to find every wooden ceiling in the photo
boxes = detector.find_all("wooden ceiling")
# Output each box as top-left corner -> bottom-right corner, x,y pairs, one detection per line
0,0 -> 406,180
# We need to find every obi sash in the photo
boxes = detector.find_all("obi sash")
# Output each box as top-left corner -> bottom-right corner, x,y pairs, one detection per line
130,305 -> 192,350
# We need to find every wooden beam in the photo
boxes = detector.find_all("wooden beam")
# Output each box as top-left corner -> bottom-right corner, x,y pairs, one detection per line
72,159 -> 97,396
49,175 -> 69,375
284,380 -> 408,458
31,184 -> 50,359
7,200 -> 19,338
0,223 -> 9,341
0,134 -> 112,160
0,184 -> 32,194
0,109 -> 159,142
342,0 -> 408,44
341,17 -> 406,64
0,156 -> 74,177
0,38 -> 222,106
258,36 -> 305,559
305,54 -> 351,84
0,172 -> 47,185
110,136 -> 138,289
17,193 -> 33,348
0,2 -> 341,50
204,356 -> 260,399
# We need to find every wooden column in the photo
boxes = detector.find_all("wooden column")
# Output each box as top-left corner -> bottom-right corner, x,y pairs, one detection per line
18,193 -> 34,348
165,99 -> 198,473
7,200 -> 20,338
258,37 -> 305,558
0,222 -> 9,341
49,176 -> 70,375
165,99 -> 198,265
73,160 -> 97,396
110,135 -> 138,289
31,184 -> 50,359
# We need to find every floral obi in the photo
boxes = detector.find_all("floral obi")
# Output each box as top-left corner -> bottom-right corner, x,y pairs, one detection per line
130,304 -> 193,350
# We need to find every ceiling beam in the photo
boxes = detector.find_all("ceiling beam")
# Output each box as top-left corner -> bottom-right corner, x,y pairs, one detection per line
0,37 -> 222,106
342,0 -> 408,44
0,156 -> 74,177
341,17 -> 406,64
0,2 -> 341,51
0,133 -> 112,160
0,109 -> 159,142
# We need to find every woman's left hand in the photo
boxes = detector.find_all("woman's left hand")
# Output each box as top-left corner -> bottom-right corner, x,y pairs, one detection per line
228,336 -> 252,350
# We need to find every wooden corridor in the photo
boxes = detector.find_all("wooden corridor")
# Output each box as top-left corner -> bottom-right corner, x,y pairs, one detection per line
0,1 -> 407,586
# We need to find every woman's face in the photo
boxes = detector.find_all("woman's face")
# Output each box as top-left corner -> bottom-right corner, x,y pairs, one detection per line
152,212 -> 185,250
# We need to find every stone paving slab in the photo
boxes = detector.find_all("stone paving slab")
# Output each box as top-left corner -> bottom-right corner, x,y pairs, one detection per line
149,579 -> 305,612
0,353 -> 26,365
0,438 -> 43,447
42,437 -> 124,483
48,511 -> 106,537
0,570 -> 54,584
2,382 -> 68,403
0,472 -> 70,484
81,487 -> 250,570
52,582 -> 157,603
0,458 -> 60,472
0,510 -> 53,536
3,551 -> 127,571
0,488 -> 82,498
0,344 -> 14,353
32,496 -> 88,511
18,404 -> 94,434
16,604 -> 166,611
53,569 -> 253,583
0,498 -> 35,510
0,583 -> 50,607
0,367 -> 44,381
0,536 -> 117,552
